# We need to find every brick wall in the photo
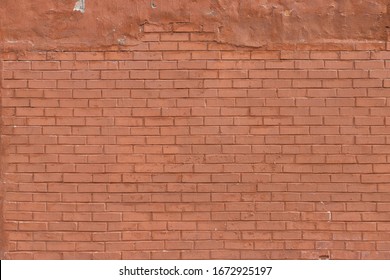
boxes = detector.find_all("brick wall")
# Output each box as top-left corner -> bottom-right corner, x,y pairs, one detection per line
1,26 -> 390,259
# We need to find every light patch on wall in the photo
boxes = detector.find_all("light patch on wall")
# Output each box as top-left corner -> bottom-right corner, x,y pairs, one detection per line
73,0 -> 86,13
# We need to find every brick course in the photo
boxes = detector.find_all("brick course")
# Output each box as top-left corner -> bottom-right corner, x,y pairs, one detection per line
1,27 -> 390,259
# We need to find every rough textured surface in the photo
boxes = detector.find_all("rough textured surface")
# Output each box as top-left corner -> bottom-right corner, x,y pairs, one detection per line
0,0 -> 389,50
1,1 -> 390,260
1,40 -> 390,259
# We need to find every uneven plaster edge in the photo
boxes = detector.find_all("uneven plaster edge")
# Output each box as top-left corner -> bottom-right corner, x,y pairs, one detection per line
0,39 -> 389,53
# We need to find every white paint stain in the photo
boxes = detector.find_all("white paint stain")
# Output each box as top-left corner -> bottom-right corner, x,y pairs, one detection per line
283,9 -> 293,16
6,40 -> 34,46
73,0 -> 85,13
327,211 -> 332,222
117,37 -> 126,45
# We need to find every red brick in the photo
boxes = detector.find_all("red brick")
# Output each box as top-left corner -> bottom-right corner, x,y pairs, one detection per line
340,51 -> 370,60
339,70 -> 369,78
3,45 -> 390,260
31,61 -> 60,70
89,61 -> 118,69
308,70 -> 337,78
118,61 -> 147,70
356,60 -> 384,69
310,51 -> 339,59
41,70 -> 71,79
101,70 -> 129,79
13,70 -> 42,80
3,80 -> 28,88
4,61 -> 31,70
266,61 -> 294,69
76,52 -> 105,60
325,60 -> 353,69
104,52 -> 133,60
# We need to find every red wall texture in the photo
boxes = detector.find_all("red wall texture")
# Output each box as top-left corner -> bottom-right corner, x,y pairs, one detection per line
1,1 -> 390,260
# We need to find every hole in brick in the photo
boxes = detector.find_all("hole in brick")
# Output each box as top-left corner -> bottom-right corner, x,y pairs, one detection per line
319,255 -> 330,260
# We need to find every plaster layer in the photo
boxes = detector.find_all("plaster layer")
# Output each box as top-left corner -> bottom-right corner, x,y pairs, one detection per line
0,0 -> 389,50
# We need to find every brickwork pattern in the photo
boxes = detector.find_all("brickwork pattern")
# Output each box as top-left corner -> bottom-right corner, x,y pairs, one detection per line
1,27 -> 390,259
